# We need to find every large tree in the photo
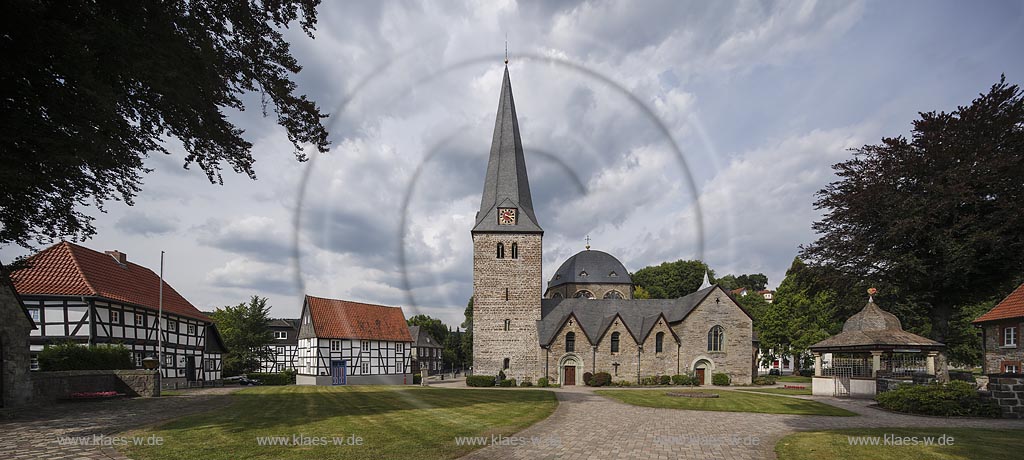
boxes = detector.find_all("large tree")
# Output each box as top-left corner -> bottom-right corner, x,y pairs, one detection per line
0,0 -> 329,248
211,296 -> 275,376
631,260 -> 714,299
717,273 -> 769,291
801,76 -> 1024,356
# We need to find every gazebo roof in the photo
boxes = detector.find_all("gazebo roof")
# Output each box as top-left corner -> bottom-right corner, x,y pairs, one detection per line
809,298 -> 944,352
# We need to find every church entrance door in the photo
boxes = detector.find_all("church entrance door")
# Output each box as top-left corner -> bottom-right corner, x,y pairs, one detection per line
564,366 -> 576,386
695,368 -> 705,386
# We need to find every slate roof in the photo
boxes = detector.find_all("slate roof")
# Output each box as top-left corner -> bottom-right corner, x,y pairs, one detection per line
408,326 -> 443,349
10,241 -> 210,322
973,282 -> 1024,324
267,318 -> 299,346
547,250 -> 632,289
809,300 -> 944,351
205,324 -> 229,353
538,286 -> 724,346
473,66 -> 542,233
304,295 -> 413,342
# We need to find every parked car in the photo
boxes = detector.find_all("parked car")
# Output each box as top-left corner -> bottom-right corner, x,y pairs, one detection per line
224,376 -> 262,386
768,368 -> 781,376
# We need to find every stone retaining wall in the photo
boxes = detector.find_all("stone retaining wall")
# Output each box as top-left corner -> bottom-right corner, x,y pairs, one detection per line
29,370 -> 160,404
984,375 -> 1024,419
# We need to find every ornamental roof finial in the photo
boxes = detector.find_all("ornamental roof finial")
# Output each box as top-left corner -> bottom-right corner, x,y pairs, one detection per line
585,235 -> 591,250
868,287 -> 878,303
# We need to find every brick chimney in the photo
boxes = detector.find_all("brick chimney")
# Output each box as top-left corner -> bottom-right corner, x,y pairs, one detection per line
105,250 -> 127,264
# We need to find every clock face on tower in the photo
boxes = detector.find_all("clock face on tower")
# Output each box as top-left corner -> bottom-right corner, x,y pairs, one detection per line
498,208 -> 517,225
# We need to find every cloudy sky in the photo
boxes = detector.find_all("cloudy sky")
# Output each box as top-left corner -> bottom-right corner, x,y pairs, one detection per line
4,0 -> 1023,327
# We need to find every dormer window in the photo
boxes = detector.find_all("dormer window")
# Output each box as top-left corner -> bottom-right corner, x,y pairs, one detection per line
579,271 -> 588,277
275,331 -> 288,340
609,271 -> 618,277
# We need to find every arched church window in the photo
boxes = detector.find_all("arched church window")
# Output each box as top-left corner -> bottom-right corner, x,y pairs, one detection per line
610,332 -> 620,353
511,243 -> 518,259
655,332 -> 664,353
503,358 -> 510,370
603,290 -> 624,299
708,325 -> 724,352
573,290 -> 595,299
552,292 -> 563,299
496,243 -> 505,259
566,332 -> 575,352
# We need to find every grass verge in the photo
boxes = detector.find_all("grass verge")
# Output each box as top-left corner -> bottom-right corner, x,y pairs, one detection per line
595,389 -> 854,416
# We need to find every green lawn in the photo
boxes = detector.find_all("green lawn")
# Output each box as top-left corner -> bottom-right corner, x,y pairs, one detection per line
122,385 -> 558,460
776,428 -> 1024,460
595,389 -> 854,416
776,375 -> 812,383
738,387 -> 812,396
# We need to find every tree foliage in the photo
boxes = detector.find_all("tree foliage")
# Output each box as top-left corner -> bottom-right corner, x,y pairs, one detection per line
0,0 -> 329,248
631,260 -> 714,299
717,273 -> 768,291
211,296 -> 275,376
801,76 -> 1024,353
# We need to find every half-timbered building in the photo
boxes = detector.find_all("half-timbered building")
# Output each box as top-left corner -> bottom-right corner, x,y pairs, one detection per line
10,242 -> 227,386
260,318 -> 299,372
408,325 -> 443,376
296,295 -> 413,385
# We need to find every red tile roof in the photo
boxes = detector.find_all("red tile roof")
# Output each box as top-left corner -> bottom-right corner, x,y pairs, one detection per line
10,242 -> 210,322
974,283 -> 1024,324
305,295 -> 412,341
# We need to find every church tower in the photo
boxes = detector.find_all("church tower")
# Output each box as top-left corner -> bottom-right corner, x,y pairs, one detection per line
472,66 -> 543,382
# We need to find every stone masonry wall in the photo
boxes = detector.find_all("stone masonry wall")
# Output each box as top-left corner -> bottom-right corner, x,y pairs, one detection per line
639,318 -> 680,378
1,281 -> 34,408
593,318 -> 641,383
672,289 -> 753,385
472,233 -> 542,383
29,370 -> 160,404
543,317 -> 591,384
985,376 -> 1024,419
981,322 -> 1024,374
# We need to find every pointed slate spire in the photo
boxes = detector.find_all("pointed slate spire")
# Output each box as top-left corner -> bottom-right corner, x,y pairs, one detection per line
473,66 -> 542,233
698,270 -> 712,290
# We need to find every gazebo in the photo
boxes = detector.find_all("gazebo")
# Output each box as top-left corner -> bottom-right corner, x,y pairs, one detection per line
809,290 -> 945,398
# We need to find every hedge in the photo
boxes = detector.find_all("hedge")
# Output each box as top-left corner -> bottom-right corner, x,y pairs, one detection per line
590,372 -> 612,387
246,372 -> 293,385
582,372 -> 593,386
536,377 -> 549,387
39,342 -> 133,371
499,378 -> 517,387
467,375 -> 496,387
659,375 -> 672,385
753,375 -> 777,385
876,381 -> 1000,417
712,373 -> 731,386
672,374 -> 698,385
519,380 -> 533,387
413,374 -> 422,384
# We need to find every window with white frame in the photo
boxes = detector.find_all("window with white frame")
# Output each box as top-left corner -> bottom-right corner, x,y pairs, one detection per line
330,340 -> 341,352
397,359 -> 404,373
1005,326 -> 1018,347
164,353 -> 174,367
396,343 -> 404,354
28,308 -> 40,322
361,361 -> 370,374
167,320 -> 177,332
30,354 -> 39,371
1004,363 -> 1020,374
187,324 -> 196,335
275,331 -> 288,339
206,359 -> 216,371
276,346 -> 285,354
134,352 -> 144,367
110,310 -> 121,324
361,340 -> 370,350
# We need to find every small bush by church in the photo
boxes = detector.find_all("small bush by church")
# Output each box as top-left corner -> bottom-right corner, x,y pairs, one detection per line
712,373 -> 731,386
467,375 -> 496,387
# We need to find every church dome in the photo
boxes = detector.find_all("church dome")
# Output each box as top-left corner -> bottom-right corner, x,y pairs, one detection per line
548,250 -> 632,289
841,300 -> 903,332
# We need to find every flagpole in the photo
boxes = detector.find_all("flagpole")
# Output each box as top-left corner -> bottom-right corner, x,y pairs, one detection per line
158,251 -> 164,379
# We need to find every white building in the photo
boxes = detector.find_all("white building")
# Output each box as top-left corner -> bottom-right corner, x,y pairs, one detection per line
296,295 -> 412,385
11,242 -> 226,386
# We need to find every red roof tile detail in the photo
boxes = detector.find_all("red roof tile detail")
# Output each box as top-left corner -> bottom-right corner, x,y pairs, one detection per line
306,295 -> 412,341
10,242 -> 209,322
974,283 -> 1024,323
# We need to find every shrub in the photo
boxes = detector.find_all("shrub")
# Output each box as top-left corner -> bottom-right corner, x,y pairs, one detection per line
615,380 -> 632,387
467,375 -> 496,387
520,380 -> 533,387
671,374 -> 685,385
281,368 -> 297,384
753,375 -> 777,385
583,372 -> 594,386
877,381 -> 1000,417
641,376 -> 659,385
712,373 -> 731,386
499,378 -> 517,387
246,372 -> 292,385
413,374 -> 422,384
798,369 -> 814,377
537,377 -> 549,387
38,342 -> 133,371
590,372 -> 612,387
659,375 -> 672,385
498,370 -> 506,381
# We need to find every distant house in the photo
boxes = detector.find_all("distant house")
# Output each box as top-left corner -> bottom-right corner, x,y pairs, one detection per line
261,318 -> 299,373
758,290 -> 774,304
974,282 -> 1024,374
296,295 -> 412,385
408,326 -> 443,375
1,265 -> 36,408
731,288 -> 748,297
10,242 -> 227,386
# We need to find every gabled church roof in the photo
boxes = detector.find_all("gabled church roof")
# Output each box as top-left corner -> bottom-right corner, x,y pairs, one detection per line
473,66 -> 542,233
538,285 -> 723,346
